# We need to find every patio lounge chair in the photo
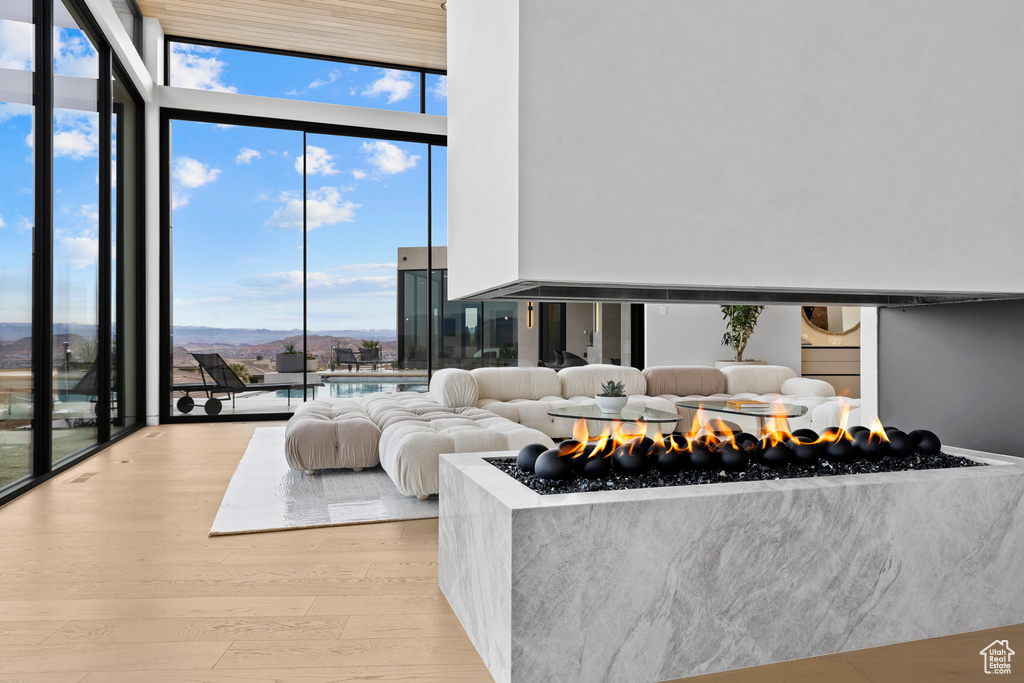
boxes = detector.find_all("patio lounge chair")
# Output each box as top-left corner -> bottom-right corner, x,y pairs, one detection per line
173,352 -> 321,415
334,347 -> 359,371
358,347 -> 387,372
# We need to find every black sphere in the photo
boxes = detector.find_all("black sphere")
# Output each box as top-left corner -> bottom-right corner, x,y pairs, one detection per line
557,439 -> 583,456
761,444 -> 791,466
578,453 -> 612,479
516,443 -> 548,473
732,432 -> 759,450
653,445 -> 688,474
853,430 -> 887,460
693,434 -> 719,450
688,444 -> 719,469
788,437 -> 821,463
848,425 -> 869,436
886,430 -> 914,458
821,426 -> 847,441
533,449 -> 575,480
909,429 -> 942,455
825,438 -> 855,462
792,428 -> 819,442
612,444 -> 651,475
719,448 -> 748,471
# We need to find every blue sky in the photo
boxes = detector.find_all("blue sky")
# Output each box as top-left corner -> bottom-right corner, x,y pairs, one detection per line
0,29 -> 447,333
168,44 -> 448,332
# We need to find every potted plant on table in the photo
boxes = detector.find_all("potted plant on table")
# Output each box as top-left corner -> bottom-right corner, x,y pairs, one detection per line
595,380 -> 628,413
305,352 -> 319,372
276,341 -> 304,373
717,305 -> 766,368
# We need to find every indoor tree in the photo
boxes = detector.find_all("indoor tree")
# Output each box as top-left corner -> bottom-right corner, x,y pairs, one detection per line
720,305 -> 765,362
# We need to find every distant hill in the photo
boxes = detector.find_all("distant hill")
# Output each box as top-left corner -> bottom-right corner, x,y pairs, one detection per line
172,334 -> 397,367
173,326 -> 396,346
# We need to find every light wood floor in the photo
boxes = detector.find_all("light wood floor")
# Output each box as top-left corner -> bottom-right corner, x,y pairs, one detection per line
0,423 -> 1019,682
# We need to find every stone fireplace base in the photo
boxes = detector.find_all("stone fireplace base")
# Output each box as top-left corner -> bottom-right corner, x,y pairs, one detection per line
439,449 -> 1024,683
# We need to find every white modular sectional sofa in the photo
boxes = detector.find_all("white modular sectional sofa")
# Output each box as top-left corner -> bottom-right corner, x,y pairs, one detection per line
285,364 -> 861,498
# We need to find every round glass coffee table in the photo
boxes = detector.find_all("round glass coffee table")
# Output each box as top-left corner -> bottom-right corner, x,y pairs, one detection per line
675,399 -> 807,435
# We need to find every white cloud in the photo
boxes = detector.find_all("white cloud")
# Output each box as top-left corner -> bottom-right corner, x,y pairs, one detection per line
172,191 -> 189,210
351,169 -> 367,180
361,69 -> 416,103
15,216 -> 32,233
173,156 -> 221,188
56,232 -> 99,270
53,27 -> 98,78
235,147 -> 261,164
430,75 -> 448,100
0,20 -> 33,71
0,214 -> 5,229
53,110 -> 98,159
296,145 -> 339,176
0,102 -> 32,123
330,262 -> 396,272
242,270 -> 396,292
169,43 -> 237,93
265,187 -> 359,230
309,69 -> 342,89
360,140 -> 420,175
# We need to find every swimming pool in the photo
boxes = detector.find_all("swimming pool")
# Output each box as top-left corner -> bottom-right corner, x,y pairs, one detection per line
321,376 -> 428,399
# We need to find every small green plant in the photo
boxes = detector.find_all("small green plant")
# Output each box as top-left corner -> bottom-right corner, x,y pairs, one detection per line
360,339 -> 382,351
305,352 -> 317,360
599,380 -> 626,397
229,362 -> 250,382
280,341 -> 299,354
721,305 -> 766,362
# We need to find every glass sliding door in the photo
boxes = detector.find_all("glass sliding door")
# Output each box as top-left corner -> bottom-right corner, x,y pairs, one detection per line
169,120 -> 304,416
51,0 -> 101,462
0,3 -> 35,488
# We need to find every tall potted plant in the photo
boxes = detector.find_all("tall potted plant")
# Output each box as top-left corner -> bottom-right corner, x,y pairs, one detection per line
276,341 -> 304,373
719,305 -> 765,366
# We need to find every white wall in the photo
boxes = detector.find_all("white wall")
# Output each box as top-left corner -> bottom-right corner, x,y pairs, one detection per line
449,0 -> 1024,301
646,305 -> 802,372
447,0 -> 520,301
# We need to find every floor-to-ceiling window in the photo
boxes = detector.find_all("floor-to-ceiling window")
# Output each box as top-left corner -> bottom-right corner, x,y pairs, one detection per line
0,4 -> 36,490
0,0 -> 145,504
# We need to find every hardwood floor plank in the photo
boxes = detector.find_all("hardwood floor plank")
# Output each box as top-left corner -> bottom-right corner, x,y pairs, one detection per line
42,616 -> 349,643
0,673 -> 89,683
154,564 -> 371,583
0,596 -> 316,621
340,613 -> 464,639
306,594 -> 450,616
213,637 -> 482,669
0,621 -> 70,646
0,641 -> 231,674
79,665 -> 491,682
219,549 -> 439,566
68,576 -> 440,600
364,561 -> 438,578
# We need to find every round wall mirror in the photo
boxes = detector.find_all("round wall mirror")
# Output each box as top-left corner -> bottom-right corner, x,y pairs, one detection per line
801,306 -> 861,336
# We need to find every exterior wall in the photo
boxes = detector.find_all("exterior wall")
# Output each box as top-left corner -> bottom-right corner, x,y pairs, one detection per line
449,0 -> 1024,301
646,304 -> 801,372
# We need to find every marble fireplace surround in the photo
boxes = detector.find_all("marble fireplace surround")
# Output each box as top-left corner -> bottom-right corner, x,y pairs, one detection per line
439,449 -> 1024,683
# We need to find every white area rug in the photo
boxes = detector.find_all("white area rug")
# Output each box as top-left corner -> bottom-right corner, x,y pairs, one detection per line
210,426 -> 438,535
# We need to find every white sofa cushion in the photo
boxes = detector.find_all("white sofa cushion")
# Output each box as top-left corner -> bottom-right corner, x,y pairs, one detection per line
781,377 -> 836,398
721,365 -> 798,395
558,364 -> 647,399
429,368 -> 479,408
471,367 -> 561,401
284,400 -> 380,472
476,397 -> 576,438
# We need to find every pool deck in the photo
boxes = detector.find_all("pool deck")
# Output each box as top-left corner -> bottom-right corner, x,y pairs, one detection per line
319,369 -> 427,379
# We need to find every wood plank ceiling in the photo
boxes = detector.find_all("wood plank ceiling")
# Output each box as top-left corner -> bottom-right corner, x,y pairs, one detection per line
135,0 -> 447,70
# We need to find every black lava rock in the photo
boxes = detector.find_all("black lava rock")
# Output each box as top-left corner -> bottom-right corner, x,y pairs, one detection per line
516,443 -> 548,473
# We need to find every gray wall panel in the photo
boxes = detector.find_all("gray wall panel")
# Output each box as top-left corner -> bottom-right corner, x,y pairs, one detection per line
878,300 -> 1021,457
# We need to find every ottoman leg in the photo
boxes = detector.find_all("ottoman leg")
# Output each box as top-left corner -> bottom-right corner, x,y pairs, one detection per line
353,467 -> 363,472
304,469 -> 316,475
416,494 -> 429,501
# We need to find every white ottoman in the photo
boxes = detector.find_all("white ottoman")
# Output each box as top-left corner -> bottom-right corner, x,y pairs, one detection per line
285,400 -> 381,474
379,412 -> 554,499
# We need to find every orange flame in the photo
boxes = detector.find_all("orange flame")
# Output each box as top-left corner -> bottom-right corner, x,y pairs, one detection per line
590,427 -> 613,459
837,399 -> 851,431
703,418 -> 734,440
572,418 -> 589,446
869,416 -> 890,443
763,398 -> 791,436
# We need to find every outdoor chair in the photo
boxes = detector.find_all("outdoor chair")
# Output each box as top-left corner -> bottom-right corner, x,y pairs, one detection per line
358,347 -> 387,372
174,352 -> 321,415
334,347 -> 359,371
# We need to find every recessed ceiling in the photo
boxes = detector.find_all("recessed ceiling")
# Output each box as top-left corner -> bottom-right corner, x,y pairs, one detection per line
136,0 -> 447,70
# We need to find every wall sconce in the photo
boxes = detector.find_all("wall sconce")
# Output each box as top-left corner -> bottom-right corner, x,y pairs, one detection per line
594,302 -> 600,334
527,302 -> 534,328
